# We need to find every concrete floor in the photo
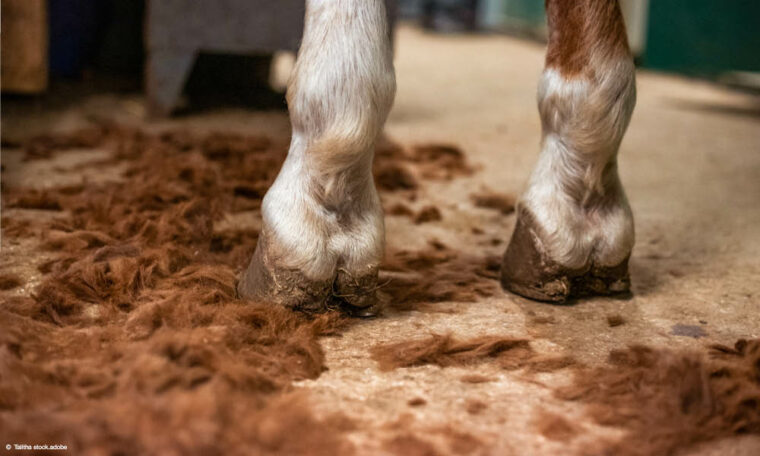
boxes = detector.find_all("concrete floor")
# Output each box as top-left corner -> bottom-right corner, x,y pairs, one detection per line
3,25 -> 760,455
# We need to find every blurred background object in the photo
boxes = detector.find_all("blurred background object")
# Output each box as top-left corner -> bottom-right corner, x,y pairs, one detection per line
1,0 -> 759,113
1,0 -> 49,93
145,0 -> 304,116
404,0 -> 480,32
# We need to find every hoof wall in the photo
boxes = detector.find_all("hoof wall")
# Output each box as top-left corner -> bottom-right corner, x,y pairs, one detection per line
238,233 -> 382,316
500,208 -> 631,303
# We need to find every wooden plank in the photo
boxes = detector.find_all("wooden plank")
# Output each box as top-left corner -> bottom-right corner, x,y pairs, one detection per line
1,0 -> 48,93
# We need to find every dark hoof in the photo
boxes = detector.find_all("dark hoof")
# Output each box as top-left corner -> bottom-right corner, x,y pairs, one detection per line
332,268 -> 382,317
237,235 -> 332,312
237,233 -> 382,316
339,301 -> 382,318
500,207 -> 630,303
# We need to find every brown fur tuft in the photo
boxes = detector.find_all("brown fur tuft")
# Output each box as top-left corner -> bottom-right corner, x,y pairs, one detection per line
559,339 -> 760,455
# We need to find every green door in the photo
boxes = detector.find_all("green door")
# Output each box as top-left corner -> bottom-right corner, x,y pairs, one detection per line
643,0 -> 760,77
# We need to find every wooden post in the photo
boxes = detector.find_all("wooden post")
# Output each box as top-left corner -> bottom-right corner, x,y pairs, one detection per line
1,0 -> 49,93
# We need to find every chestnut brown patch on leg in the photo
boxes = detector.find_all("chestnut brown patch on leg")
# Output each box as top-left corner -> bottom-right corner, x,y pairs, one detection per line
545,0 -> 630,77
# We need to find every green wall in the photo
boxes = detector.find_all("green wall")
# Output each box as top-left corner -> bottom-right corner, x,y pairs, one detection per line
643,0 -> 760,76
501,0 -> 545,27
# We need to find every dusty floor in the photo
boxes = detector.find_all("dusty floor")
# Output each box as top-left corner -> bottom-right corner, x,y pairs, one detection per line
2,26 -> 760,455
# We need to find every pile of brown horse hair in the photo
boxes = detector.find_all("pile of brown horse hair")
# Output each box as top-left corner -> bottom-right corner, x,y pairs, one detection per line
0,125 -> 497,455
372,332 -> 759,455
370,334 -> 533,371
2,124 -> 758,455
1,126 -> 351,455
558,339 -> 760,456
